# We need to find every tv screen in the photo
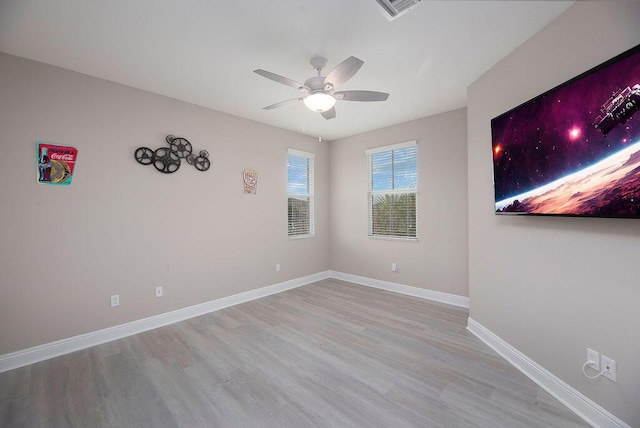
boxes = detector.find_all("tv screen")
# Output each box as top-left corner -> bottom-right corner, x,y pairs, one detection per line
491,44 -> 640,218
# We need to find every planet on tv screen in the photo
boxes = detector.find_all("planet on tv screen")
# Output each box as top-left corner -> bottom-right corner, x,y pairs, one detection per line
491,43 -> 640,218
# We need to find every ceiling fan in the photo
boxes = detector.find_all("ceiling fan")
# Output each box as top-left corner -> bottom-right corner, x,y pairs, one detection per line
254,56 -> 389,120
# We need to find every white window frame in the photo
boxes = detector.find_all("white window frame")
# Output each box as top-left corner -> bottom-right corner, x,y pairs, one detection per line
366,140 -> 418,241
287,148 -> 315,239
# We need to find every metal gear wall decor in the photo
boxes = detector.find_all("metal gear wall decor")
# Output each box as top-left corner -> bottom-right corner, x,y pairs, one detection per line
194,150 -> 210,172
153,147 -> 181,174
134,135 -> 211,175
134,147 -> 155,165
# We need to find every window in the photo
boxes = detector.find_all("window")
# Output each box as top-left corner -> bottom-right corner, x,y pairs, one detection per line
366,141 -> 417,239
287,149 -> 314,238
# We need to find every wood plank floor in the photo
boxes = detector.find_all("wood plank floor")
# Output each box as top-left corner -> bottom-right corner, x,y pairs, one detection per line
0,279 -> 588,427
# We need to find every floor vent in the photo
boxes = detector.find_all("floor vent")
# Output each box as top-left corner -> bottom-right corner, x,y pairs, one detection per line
375,0 -> 422,20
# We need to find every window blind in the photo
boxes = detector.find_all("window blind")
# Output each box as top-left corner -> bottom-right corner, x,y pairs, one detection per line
367,141 -> 417,239
287,149 -> 315,238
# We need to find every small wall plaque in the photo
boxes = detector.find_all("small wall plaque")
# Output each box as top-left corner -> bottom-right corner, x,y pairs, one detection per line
243,168 -> 258,194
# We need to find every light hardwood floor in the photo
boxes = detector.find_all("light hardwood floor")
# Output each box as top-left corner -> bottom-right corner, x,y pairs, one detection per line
0,279 -> 588,427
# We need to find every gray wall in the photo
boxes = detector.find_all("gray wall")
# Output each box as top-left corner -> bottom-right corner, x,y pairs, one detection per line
467,2 -> 640,425
330,109 -> 469,297
0,53 -> 330,355
0,51 -> 470,357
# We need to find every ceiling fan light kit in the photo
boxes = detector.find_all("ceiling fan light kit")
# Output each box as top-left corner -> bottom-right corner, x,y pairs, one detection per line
303,93 -> 336,112
254,56 -> 389,120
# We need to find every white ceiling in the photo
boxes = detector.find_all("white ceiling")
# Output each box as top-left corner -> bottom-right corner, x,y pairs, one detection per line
0,0 -> 573,141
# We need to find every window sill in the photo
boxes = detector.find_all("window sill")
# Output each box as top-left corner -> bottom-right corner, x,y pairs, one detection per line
368,235 -> 418,242
288,234 -> 315,240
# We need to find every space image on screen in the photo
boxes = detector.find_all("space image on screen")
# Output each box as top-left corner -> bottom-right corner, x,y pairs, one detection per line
491,44 -> 640,218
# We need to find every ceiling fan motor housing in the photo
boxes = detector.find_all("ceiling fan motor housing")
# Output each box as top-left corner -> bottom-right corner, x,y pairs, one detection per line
304,76 -> 328,93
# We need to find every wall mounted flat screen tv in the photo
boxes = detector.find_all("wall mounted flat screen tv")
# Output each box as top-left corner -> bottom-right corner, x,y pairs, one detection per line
491,44 -> 640,218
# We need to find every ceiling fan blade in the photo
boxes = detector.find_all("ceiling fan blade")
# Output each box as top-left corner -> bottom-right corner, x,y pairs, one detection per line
324,56 -> 364,88
263,98 -> 303,110
321,107 -> 336,120
253,69 -> 309,92
334,90 -> 389,102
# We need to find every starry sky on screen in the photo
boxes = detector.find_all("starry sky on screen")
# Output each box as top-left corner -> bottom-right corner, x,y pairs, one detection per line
492,46 -> 640,200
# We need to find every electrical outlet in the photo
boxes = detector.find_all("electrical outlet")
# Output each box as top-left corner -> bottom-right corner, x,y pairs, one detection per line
276,264 -> 280,272
392,263 -> 397,272
601,355 -> 617,382
586,348 -> 600,371
155,286 -> 163,298
110,294 -> 120,307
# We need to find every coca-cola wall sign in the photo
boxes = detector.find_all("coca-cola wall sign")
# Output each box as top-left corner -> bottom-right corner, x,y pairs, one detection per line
36,142 -> 78,185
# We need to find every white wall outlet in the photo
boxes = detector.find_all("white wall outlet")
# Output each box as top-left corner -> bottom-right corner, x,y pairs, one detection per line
110,294 -> 120,307
586,348 -> 600,371
391,263 -> 397,272
601,355 -> 617,382
275,264 -> 280,272
155,286 -> 163,298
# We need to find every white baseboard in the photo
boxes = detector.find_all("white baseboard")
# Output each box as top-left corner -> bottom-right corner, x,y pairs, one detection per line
329,271 -> 469,308
467,318 -> 630,428
0,271 -> 330,373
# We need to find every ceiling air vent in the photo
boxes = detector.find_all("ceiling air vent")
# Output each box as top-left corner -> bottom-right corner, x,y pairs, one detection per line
375,0 -> 422,20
